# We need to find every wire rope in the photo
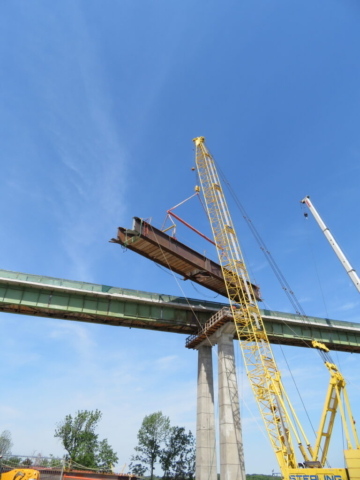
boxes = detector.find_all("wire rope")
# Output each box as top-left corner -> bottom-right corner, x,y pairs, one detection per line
278,343 -> 318,439
148,224 -> 247,480
196,149 -> 354,466
147,153 -> 359,471
302,209 -> 352,399
208,154 -> 339,366
303,210 -> 330,319
190,280 -> 220,299
152,217 -> 336,462
215,159 -> 308,318
153,262 -> 185,280
234,330 -> 269,442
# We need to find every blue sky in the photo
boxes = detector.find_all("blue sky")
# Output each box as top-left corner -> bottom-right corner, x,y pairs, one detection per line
1,0 -> 360,475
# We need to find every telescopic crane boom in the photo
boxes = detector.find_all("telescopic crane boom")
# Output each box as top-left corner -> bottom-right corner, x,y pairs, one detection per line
301,196 -> 360,293
193,137 -> 360,480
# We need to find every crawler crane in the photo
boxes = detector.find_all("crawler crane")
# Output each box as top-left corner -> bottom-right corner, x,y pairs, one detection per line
192,136 -> 360,480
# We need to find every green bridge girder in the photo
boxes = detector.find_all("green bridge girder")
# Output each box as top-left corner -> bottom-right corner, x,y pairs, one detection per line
0,269 -> 360,352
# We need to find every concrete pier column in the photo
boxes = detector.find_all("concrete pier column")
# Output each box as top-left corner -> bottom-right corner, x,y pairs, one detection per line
196,344 -> 217,480
217,328 -> 246,480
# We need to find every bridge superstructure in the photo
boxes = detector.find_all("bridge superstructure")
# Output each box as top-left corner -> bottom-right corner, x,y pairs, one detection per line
1,268 -> 360,352
2,266 -> 360,479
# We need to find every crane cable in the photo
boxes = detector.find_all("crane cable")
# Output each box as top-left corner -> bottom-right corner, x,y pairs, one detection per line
191,149 -> 359,463
148,221 -> 308,475
214,159 -> 307,318
302,205 -> 346,366
302,203 -> 352,461
302,204 -> 330,319
211,156 -> 336,362
278,341 -> 332,468
201,154 -> 338,454
147,223 -> 223,480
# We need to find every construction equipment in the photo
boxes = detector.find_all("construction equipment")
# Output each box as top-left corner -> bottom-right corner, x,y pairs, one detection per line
193,137 -> 360,480
0,470 -> 39,480
0,457 -> 39,480
0,466 -> 39,480
301,195 -> 360,293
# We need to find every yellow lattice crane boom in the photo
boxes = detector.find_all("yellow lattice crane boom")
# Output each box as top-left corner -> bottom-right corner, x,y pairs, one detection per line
193,136 -> 360,480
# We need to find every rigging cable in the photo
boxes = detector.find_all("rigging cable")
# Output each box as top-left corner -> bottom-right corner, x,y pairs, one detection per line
190,280 -> 220,299
302,203 -> 330,319
216,160 -> 307,318
147,224 -> 224,480
278,342 -> 331,468
234,339 -> 269,442
209,153 -> 339,362
303,203 -> 346,369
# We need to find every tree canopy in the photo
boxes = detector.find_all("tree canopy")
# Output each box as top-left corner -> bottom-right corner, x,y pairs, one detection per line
160,427 -> 195,480
0,430 -> 13,456
130,412 -> 170,480
130,412 -> 195,480
55,410 -> 118,471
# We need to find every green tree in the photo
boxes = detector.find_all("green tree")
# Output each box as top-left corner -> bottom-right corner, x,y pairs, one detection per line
0,430 -> 13,456
39,457 -> 50,468
128,461 -> 147,478
6,457 -> 21,468
246,475 -> 276,480
49,455 -> 63,468
176,430 -> 195,480
130,412 -> 170,480
55,410 -> 118,471
97,439 -> 119,472
160,427 -> 195,480
37,455 -> 63,468
55,410 -> 100,467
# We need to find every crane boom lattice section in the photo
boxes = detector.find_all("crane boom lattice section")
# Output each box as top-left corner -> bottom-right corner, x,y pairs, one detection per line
193,137 -> 303,470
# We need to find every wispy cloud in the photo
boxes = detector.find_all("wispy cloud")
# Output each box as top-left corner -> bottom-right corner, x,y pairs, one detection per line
0,405 -> 22,420
250,260 -> 269,273
335,301 -> 359,312
21,3 -> 130,282
48,322 -> 96,358
154,355 -> 179,370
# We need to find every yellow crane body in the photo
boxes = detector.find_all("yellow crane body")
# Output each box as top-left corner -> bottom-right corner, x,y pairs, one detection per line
288,468 -> 346,480
192,136 -> 360,480
344,450 -> 360,480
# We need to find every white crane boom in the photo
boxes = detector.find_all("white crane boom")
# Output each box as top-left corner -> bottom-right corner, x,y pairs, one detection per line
301,195 -> 360,294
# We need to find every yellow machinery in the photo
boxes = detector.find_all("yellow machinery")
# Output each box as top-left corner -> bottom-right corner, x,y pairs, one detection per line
193,136 -> 360,480
0,469 -> 40,480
